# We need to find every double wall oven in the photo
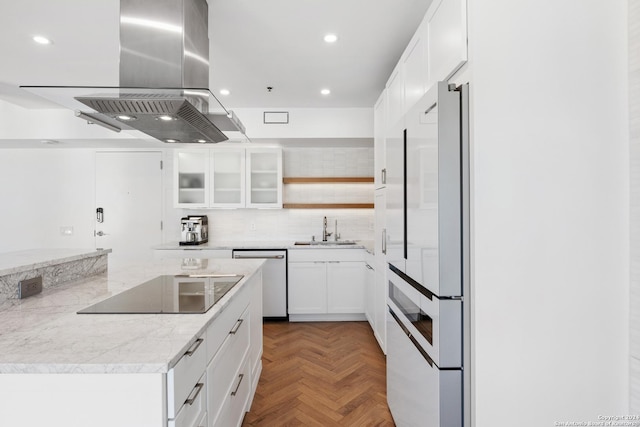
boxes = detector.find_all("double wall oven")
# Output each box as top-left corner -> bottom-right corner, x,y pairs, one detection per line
385,81 -> 470,427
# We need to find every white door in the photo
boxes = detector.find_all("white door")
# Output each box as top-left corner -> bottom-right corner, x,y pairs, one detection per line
95,151 -> 163,270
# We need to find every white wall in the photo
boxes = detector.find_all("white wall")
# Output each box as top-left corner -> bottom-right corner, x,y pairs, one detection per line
469,0 -> 629,425
629,0 -> 640,414
232,108 -> 373,139
0,149 -> 96,253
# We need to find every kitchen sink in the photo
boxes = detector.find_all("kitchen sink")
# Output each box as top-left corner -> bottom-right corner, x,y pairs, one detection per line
294,241 -> 358,246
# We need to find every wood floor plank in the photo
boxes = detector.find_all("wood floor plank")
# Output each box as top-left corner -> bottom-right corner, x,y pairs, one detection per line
242,321 -> 395,426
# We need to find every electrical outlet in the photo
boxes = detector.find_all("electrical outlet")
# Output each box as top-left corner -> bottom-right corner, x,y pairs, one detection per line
18,276 -> 43,299
250,222 -> 256,231
369,221 -> 374,231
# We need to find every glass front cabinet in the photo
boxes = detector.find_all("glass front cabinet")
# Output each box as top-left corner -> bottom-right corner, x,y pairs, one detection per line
246,148 -> 283,208
174,147 -> 282,209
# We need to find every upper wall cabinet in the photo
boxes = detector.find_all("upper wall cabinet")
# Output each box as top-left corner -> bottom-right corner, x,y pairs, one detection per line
426,0 -> 467,86
174,147 -> 282,209
383,0 -> 467,120
245,147 -> 283,208
374,92 -> 387,190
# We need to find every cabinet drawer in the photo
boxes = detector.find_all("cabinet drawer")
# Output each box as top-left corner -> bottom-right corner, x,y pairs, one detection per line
167,336 -> 207,419
213,356 -> 252,427
288,248 -> 365,262
206,281 -> 250,362
207,306 -> 250,425
169,373 -> 207,427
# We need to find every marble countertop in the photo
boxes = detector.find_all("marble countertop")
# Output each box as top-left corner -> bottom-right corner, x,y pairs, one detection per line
0,248 -> 112,277
0,258 -> 263,374
154,240 -> 375,254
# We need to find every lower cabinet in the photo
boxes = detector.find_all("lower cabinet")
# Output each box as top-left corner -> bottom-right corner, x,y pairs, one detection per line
169,271 -> 261,427
288,249 -> 366,321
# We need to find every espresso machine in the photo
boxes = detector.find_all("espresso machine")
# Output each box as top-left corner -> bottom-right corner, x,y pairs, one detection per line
179,216 -> 208,246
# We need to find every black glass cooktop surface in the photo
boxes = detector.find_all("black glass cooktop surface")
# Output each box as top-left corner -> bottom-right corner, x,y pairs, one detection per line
77,274 -> 244,314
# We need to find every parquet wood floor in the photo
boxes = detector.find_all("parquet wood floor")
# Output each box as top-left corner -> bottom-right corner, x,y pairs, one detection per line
242,321 -> 395,427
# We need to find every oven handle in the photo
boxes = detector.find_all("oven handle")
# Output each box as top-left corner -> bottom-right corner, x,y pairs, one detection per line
388,306 -> 435,367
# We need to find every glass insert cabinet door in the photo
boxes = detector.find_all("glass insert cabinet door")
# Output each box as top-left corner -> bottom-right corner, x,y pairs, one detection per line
211,148 -> 246,207
246,148 -> 283,208
175,150 -> 210,207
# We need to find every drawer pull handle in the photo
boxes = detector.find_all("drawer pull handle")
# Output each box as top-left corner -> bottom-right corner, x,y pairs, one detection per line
229,318 -> 244,335
231,374 -> 245,396
184,338 -> 203,356
184,382 -> 204,405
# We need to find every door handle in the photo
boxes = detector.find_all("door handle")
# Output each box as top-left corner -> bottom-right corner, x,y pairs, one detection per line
95,230 -> 109,237
381,168 -> 387,184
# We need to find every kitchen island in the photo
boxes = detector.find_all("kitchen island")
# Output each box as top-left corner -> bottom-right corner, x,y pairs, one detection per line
0,257 -> 264,427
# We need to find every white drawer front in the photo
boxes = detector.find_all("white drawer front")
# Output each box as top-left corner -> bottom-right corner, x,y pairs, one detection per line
169,373 -> 207,427
213,356 -> 251,427
206,282 -> 250,362
167,336 -> 207,419
207,306 -> 250,425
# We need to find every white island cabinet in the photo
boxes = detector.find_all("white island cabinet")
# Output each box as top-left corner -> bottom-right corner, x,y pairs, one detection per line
0,258 -> 264,427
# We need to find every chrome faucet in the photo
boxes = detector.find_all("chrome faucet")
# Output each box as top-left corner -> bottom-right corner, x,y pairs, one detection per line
322,216 -> 332,241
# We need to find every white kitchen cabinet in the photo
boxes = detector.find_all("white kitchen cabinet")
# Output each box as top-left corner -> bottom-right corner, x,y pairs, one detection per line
403,31 -> 427,113
374,92 -> 386,190
426,0 -> 467,87
174,147 -> 281,209
175,150 -> 210,208
374,189 -> 387,353
364,256 -> 375,329
245,147 -> 282,208
385,64 -> 404,131
327,261 -> 366,314
288,261 -> 327,314
288,249 -> 366,321
211,148 -> 246,208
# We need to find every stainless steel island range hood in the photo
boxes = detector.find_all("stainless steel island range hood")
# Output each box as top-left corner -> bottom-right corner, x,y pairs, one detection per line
22,0 -> 245,144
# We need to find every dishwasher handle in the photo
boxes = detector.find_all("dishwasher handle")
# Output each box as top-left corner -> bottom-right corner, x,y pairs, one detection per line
233,254 -> 284,259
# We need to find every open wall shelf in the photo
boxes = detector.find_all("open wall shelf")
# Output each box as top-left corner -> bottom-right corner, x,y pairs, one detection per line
282,177 -> 374,209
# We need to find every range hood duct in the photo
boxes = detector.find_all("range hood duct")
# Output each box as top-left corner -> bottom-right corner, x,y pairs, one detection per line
71,0 -> 244,143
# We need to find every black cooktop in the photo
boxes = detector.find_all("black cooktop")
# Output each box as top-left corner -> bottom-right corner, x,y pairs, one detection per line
77,274 -> 244,314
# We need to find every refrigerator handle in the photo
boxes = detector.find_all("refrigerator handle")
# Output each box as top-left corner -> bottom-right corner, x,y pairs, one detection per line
382,228 -> 387,254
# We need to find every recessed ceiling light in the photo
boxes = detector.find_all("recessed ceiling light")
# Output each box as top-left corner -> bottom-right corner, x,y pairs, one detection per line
165,139 -> 180,143
156,115 -> 175,121
324,34 -> 338,43
195,139 -> 207,143
32,35 -> 52,45
321,89 -> 331,95
220,89 -> 230,96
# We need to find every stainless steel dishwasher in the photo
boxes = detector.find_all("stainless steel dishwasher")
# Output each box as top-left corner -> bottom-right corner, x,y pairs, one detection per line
232,249 -> 287,320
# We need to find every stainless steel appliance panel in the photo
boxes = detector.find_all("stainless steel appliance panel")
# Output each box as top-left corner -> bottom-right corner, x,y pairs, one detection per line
406,81 -> 465,298
388,267 -> 462,369
386,114 -> 407,273
387,306 -> 462,427
232,249 -> 287,319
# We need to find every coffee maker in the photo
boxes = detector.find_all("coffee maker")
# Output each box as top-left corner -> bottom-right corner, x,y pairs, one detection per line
179,216 -> 208,246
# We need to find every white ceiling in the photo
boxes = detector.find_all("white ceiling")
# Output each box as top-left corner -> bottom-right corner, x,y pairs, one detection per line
0,0 -> 432,110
